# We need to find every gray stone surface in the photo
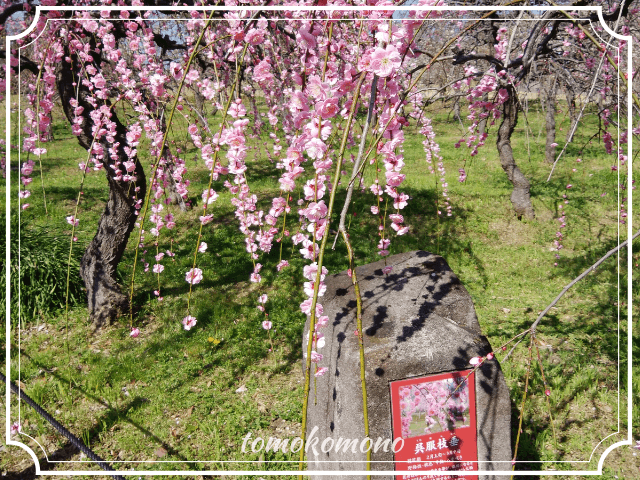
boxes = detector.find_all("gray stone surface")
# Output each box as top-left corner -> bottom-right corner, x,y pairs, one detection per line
303,251 -> 512,479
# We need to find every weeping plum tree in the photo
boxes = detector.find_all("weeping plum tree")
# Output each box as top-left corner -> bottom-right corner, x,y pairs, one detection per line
5,0 -> 636,323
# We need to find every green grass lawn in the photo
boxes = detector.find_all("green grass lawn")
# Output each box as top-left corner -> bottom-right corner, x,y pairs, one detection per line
2,97 -> 639,480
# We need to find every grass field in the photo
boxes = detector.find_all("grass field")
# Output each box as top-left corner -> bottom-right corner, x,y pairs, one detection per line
2,96 -> 639,479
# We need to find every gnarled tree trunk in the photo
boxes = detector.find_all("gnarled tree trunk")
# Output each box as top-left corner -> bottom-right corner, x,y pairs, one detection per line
57,49 -> 147,328
497,85 -> 535,219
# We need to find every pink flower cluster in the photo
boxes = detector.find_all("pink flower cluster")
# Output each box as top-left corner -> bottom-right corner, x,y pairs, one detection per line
418,116 -> 451,217
18,160 -> 35,209
301,262 -> 330,378
452,67 -> 510,158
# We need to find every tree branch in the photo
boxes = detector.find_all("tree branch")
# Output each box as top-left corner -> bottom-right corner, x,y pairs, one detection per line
0,50 -> 39,75
530,229 -> 640,335
332,75 -> 379,250
590,0 -> 633,22
0,2 -> 27,27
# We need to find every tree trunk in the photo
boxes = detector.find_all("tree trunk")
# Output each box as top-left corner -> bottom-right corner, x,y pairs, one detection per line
478,93 -> 488,137
497,85 -> 535,219
57,50 -> 147,328
162,148 -> 188,212
564,82 -> 577,143
453,97 -> 461,123
194,89 -> 206,117
544,75 -> 557,164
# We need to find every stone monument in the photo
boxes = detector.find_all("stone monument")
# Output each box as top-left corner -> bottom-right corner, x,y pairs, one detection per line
303,251 -> 511,480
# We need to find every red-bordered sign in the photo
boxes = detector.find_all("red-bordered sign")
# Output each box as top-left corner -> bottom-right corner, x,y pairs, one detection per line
390,370 -> 478,480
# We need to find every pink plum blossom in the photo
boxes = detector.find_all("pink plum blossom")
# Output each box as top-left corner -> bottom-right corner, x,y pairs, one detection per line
202,189 -> 218,205
182,316 -> 197,330
276,260 -> 289,271
185,268 -> 203,285
305,138 -> 327,160
369,45 -> 401,78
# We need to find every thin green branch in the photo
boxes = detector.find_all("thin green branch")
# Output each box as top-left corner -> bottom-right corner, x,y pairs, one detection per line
511,335 -> 534,478
299,73 -> 366,478
340,229 -> 370,479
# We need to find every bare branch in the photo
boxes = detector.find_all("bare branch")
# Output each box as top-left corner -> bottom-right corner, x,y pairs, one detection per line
530,230 -> 640,335
332,75 -> 379,250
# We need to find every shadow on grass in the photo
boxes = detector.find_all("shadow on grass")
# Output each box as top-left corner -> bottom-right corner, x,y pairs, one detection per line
512,233 -> 636,464
15,347 -> 190,463
112,183 -> 501,388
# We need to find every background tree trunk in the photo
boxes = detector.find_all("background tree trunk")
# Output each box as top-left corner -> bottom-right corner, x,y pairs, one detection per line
497,85 -> 535,219
453,97 -> 462,123
478,93 -> 488,137
162,147 -> 188,212
545,74 -> 558,164
57,50 -> 147,328
564,81 -> 578,143
194,89 -> 206,117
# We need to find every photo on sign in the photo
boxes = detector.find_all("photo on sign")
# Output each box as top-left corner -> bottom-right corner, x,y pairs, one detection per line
398,376 -> 470,439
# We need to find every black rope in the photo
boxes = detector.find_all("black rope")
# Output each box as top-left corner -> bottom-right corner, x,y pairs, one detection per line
2,371 -> 126,480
